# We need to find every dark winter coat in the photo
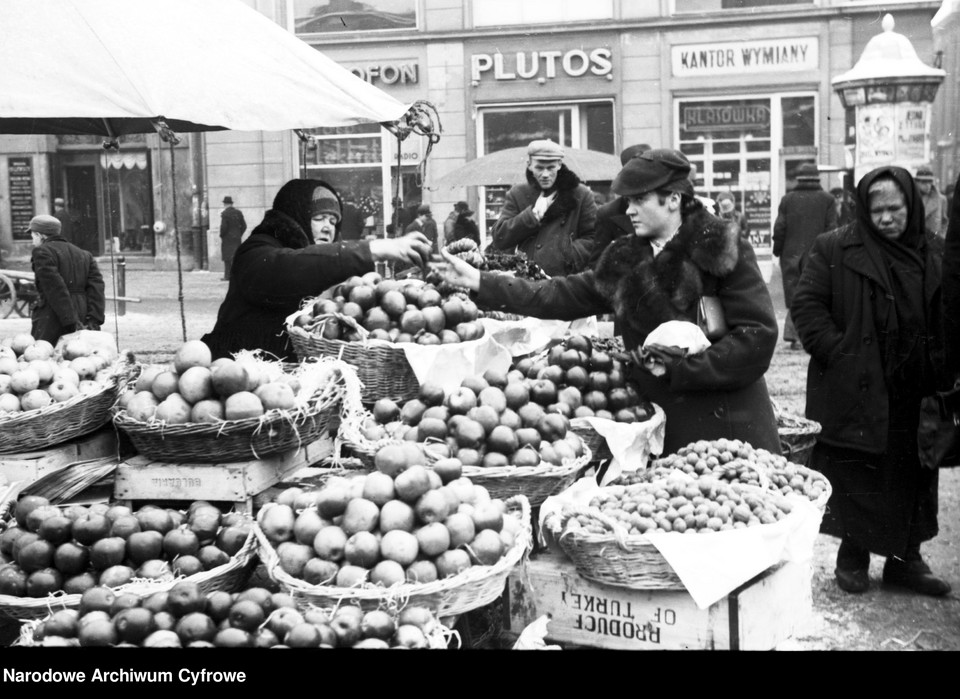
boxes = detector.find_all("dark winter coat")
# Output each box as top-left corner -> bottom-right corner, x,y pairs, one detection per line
219,206 -> 247,262
477,203 -> 780,455
943,171 -> 960,380
202,179 -> 375,362
792,169 -> 948,454
587,196 -> 633,269
30,234 -> 105,344
772,181 -> 838,275
491,164 -> 597,276
405,215 -> 439,253
446,213 -> 480,247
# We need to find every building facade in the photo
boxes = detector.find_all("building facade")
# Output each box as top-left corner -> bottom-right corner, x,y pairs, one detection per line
0,0 -> 943,273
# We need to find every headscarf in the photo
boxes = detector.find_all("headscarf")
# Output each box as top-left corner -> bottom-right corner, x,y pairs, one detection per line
270,178 -> 343,244
854,166 -> 931,393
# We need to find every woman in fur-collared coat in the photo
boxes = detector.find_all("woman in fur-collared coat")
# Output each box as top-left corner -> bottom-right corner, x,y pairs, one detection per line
490,160 -> 597,277
433,150 -> 780,455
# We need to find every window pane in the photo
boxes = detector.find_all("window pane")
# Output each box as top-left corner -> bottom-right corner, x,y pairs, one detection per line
475,0 -> 613,26
294,0 -> 416,34
746,139 -> 771,152
782,96 -> 816,148
483,110 -> 568,154
674,0 -> 812,11
584,103 -> 615,154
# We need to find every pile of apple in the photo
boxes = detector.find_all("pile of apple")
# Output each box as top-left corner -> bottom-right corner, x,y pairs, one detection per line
116,340 -> 302,424
28,581 -> 444,648
355,369 -> 588,468
0,333 -> 116,415
512,334 -> 653,423
290,271 -> 486,345
0,495 -> 252,599
614,438 -> 829,506
556,470 -> 795,539
257,446 -> 525,589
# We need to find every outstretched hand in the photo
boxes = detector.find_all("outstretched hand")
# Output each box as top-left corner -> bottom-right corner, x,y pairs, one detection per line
430,248 -> 482,292
370,232 -> 432,270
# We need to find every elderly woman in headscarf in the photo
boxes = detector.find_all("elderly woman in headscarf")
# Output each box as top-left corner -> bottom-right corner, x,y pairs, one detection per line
791,166 -> 951,597
202,179 -> 430,361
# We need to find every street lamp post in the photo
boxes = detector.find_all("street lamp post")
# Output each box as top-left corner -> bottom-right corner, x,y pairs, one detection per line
832,14 -> 945,184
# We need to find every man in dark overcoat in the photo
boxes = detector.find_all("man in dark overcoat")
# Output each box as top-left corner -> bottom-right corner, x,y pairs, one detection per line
28,215 -> 105,345
219,195 -> 247,281
587,144 -> 650,269
772,163 -> 838,349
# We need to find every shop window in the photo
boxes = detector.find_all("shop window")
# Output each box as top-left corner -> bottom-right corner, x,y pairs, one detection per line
782,96 -> 816,148
673,0 -> 813,12
292,0 -> 416,34
473,0 -> 613,27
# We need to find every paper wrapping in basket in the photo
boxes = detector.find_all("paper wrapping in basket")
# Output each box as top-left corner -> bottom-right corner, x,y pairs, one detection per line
572,403 -> 666,486
540,475 -> 822,609
479,317 -> 572,358
398,334 -> 511,395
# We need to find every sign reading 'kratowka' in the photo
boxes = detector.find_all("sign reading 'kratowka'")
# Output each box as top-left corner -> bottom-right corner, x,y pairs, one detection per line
672,37 -> 818,77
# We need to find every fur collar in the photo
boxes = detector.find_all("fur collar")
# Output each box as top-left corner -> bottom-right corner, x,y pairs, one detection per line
593,206 -> 740,337
250,209 -> 312,250
524,164 -> 582,224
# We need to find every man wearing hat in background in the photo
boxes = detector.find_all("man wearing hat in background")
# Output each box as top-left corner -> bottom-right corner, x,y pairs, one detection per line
219,195 -> 247,281
715,191 -> 749,243
915,166 -> 948,238
404,203 -> 439,253
587,144 -> 651,268
772,162 -> 838,350
52,197 -> 78,244
490,138 -> 597,276
28,214 -> 105,345
444,200 -> 480,248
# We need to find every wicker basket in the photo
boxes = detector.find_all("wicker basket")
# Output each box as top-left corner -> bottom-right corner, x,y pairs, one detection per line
773,401 -> 821,466
286,329 -> 420,405
461,446 -> 592,507
256,495 -> 531,618
570,424 -> 612,462
0,529 -> 258,621
0,371 -> 121,454
112,359 -> 346,463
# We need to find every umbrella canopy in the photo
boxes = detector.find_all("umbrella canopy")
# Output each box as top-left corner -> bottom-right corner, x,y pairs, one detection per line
430,146 -> 623,188
0,0 -> 409,137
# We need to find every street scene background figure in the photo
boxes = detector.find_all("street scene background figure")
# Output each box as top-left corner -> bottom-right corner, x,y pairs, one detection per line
444,200 -> 480,247
715,191 -> 749,243
792,166 -> 951,597
490,139 -> 597,276
772,163 -> 839,350
52,197 -> 79,244
219,195 -> 247,282
914,166 -> 948,238
28,214 -> 105,345
587,144 -> 650,268
404,203 -> 438,253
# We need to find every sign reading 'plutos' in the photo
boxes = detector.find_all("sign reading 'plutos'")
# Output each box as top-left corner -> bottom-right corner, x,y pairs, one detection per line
672,37 -> 818,77
471,49 -> 613,82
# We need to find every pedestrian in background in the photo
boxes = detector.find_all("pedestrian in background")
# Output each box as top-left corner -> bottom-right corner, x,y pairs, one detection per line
830,187 -> 856,227
715,192 -> 749,243
28,214 -> 105,345
404,203 -> 439,253
490,138 -> 597,276
219,195 -> 247,282
587,144 -> 650,268
444,201 -> 480,248
792,165 -> 951,597
52,197 -> 78,244
772,163 -> 838,350
914,166 -> 948,238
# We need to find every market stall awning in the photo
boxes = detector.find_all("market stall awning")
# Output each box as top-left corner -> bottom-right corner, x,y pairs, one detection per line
0,0 -> 410,137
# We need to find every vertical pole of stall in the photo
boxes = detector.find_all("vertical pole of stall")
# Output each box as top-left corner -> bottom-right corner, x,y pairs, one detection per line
117,256 -> 127,316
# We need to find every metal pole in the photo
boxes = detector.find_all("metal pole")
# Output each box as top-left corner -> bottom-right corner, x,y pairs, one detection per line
117,256 -> 126,316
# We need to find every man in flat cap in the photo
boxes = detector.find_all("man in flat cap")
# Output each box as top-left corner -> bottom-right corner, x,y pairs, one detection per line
28,214 -> 105,345
915,166 -> 948,238
772,162 -> 838,350
219,195 -> 247,281
490,138 -> 596,276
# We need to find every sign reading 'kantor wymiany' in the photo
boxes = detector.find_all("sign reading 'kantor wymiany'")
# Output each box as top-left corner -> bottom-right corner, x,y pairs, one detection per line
672,37 -> 818,77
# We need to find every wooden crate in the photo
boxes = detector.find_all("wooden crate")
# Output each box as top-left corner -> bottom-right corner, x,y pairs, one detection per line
113,435 -> 334,514
505,551 -> 813,650
0,429 -> 118,486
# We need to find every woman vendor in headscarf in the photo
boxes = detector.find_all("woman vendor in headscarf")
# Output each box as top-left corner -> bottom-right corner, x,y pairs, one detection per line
202,179 -> 430,361
791,166 -> 951,597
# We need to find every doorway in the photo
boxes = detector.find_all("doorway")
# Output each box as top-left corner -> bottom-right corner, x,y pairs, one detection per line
64,165 -> 100,255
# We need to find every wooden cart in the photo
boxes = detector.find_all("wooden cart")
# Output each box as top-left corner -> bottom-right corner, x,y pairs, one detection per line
0,269 -> 37,318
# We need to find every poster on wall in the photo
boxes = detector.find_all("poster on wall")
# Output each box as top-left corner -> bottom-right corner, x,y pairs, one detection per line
856,102 -> 929,172
896,103 -> 928,163
743,189 -> 772,250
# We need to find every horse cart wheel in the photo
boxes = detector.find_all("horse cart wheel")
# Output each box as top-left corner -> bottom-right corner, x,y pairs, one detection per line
0,274 -> 17,319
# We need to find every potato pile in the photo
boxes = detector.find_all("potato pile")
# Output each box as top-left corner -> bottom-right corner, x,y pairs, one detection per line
258,445 -> 525,589
0,496 -> 251,598
291,271 -> 486,345
556,472 -> 795,538
27,582 -> 443,648
613,438 -> 829,506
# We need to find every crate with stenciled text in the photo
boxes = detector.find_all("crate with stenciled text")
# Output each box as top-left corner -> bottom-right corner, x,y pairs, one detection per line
504,551 -> 813,650
113,435 -> 334,514
0,428 -> 118,486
